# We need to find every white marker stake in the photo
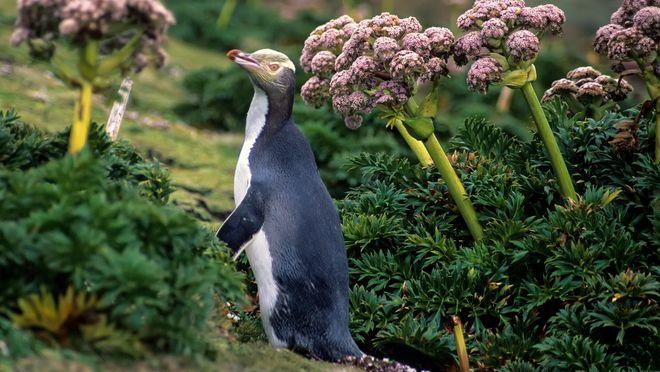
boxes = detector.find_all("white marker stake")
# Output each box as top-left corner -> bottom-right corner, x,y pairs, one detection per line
106,77 -> 133,141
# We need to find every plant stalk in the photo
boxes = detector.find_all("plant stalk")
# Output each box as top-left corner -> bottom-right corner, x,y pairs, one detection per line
68,81 -> 94,154
393,120 -> 433,166
452,316 -> 470,372
496,86 -> 514,113
521,82 -> 577,200
641,70 -> 660,163
425,134 -> 484,241
217,0 -> 238,29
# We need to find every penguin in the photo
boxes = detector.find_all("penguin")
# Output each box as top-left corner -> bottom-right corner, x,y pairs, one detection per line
217,48 -> 362,361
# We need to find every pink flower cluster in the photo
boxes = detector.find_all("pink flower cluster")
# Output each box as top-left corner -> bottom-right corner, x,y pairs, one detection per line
454,0 -> 565,93
542,66 -> 633,105
457,0 -> 564,35
300,13 -> 454,129
11,0 -> 175,70
594,1 -> 658,73
467,57 -> 503,93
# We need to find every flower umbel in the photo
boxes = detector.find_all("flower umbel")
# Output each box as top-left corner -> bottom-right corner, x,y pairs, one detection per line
454,0 -> 564,92
456,0 -> 577,200
300,13 -> 454,128
12,0 -> 175,70
595,1 -> 659,161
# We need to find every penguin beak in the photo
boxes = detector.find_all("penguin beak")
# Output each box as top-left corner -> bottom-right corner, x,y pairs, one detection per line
227,49 -> 262,72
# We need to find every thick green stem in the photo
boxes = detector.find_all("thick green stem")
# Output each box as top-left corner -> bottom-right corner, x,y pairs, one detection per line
521,82 -> 577,201
217,0 -> 238,29
97,31 -> 142,75
69,81 -> 94,154
425,134 -> 484,241
393,120 -> 433,166
641,71 -> 660,163
69,41 -> 98,154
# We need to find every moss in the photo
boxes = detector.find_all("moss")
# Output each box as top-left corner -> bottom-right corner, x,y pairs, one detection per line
6,341 -> 360,372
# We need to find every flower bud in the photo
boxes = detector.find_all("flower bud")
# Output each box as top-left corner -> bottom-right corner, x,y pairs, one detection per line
594,24 -> 625,55
481,18 -> 509,40
454,31 -> 484,65
633,6 -> 660,39
401,33 -> 432,59
424,27 -> 455,58
373,37 -> 400,63
301,76 -> 330,108
467,57 -> 504,93
310,51 -> 336,76
567,66 -> 602,80
344,115 -> 363,130
505,30 -> 539,64
390,50 -> 425,78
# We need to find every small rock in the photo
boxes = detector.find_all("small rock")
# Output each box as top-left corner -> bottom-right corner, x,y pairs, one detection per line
0,63 -> 12,76
29,89 -> 50,103
339,355 -> 421,372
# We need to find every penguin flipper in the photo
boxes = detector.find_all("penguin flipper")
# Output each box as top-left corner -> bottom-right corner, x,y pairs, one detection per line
217,185 -> 265,259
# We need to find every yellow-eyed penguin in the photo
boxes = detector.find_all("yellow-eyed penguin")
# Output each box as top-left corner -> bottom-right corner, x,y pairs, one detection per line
217,48 -> 362,361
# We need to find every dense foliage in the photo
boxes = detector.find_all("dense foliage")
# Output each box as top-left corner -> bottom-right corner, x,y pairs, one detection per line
297,104 -> 404,197
341,103 -> 659,370
0,110 -> 244,359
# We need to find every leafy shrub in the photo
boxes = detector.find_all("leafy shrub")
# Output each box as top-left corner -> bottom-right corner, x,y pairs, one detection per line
341,103 -> 659,370
296,104 -> 404,197
0,111 -> 245,359
0,110 -> 173,203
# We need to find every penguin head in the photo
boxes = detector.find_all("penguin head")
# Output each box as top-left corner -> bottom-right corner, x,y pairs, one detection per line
227,48 -> 296,97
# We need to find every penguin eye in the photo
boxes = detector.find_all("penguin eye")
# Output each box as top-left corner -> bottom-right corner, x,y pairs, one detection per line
268,63 -> 280,72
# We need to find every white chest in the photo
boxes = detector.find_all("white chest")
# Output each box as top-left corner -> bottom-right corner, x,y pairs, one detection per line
246,230 -> 285,348
234,89 -> 268,205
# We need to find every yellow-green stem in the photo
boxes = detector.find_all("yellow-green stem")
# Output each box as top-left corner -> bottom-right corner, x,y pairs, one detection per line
425,134 -> 484,241
393,120 -> 433,166
452,316 -> 470,372
68,81 -> 93,154
521,82 -> 577,200
217,0 -> 237,29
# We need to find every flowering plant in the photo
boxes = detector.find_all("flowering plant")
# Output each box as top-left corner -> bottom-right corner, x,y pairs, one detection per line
543,66 -> 633,120
301,13 -> 484,240
454,0 -> 577,200
594,0 -> 659,161
11,0 -> 175,154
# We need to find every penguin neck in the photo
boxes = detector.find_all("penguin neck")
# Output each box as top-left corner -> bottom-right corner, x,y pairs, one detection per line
245,86 -> 294,144
245,88 -> 269,146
